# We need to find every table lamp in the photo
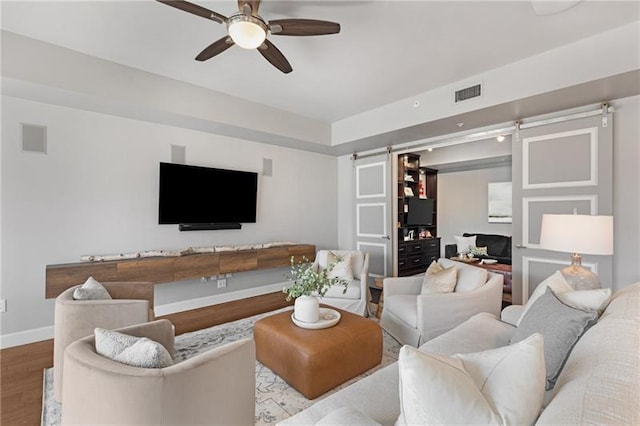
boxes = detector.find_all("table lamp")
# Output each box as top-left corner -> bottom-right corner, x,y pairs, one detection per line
539,214 -> 613,290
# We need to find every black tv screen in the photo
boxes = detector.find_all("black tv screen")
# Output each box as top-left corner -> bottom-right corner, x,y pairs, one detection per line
158,162 -> 258,224
406,198 -> 434,226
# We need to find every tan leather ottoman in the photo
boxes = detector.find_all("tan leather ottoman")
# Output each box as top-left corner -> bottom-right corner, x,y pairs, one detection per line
254,307 -> 383,399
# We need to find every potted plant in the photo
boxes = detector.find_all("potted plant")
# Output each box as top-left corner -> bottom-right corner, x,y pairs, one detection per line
283,256 -> 349,323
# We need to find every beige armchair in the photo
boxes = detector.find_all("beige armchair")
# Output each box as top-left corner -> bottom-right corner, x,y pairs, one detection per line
61,319 -> 256,426
380,258 -> 503,346
53,281 -> 154,402
313,250 -> 371,316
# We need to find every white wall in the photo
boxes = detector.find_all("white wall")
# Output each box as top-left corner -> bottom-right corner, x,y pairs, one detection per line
611,95 -> 640,289
2,31 -> 331,149
332,21 -> 640,144
337,155 -> 355,250
438,166 -> 513,251
0,96 -> 338,341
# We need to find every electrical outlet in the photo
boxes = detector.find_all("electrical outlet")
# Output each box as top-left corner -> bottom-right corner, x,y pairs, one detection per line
225,273 -> 232,278
217,279 -> 227,289
200,277 -> 208,283
0,299 -> 6,313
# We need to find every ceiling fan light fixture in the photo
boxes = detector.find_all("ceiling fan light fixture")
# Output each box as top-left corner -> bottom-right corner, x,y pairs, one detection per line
228,14 -> 267,49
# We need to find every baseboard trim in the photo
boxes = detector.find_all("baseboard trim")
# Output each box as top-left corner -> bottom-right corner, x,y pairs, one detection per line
153,282 -> 286,316
0,325 -> 54,350
0,282 -> 287,349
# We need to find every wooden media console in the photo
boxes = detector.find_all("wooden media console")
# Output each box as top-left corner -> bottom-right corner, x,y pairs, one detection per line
45,244 -> 316,298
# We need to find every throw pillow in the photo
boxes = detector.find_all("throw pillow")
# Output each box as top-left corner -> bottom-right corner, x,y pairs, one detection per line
396,334 -> 546,425
470,245 -> 489,257
421,266 -> 457,294
72,276 -> 112,300
425,260 -> 443,275
326,251 -> 354,281
517,270 -> 573,326
95,328 -> 173,368
510,287 -> 598,390
94,326 -> 140,359
454,235 -> 477,254
453,264 -> 488,293
556,288 -> 611,313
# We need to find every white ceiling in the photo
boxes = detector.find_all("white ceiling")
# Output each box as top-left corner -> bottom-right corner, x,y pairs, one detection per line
1,1 -> 638,123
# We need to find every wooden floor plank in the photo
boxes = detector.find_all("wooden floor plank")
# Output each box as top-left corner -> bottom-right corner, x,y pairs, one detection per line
0,339 -> 52,426
0,291 -> 291,425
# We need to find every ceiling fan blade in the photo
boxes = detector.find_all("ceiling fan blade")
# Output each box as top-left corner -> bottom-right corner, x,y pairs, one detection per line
258,40 -> 292,74
269,19 -> 340,36
195,37 -> 234,61
156,0 -> 227,24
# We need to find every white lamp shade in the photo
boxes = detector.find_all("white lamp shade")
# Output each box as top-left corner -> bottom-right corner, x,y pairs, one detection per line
539,214 -> 613,255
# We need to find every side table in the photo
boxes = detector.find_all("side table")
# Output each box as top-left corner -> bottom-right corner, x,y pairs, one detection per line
373,277 -> 385,318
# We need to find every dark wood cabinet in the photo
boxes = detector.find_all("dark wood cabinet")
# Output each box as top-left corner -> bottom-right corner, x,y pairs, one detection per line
397,154 -> 438,241
397,153 -> 439,276
398,237 -> 441,277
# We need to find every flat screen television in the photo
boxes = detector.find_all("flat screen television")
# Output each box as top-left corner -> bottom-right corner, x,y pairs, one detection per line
406,198 -> 434,226
158,162 -> 258,225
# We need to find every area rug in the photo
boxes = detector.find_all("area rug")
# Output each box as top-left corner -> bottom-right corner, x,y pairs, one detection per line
42,306 -> 401,425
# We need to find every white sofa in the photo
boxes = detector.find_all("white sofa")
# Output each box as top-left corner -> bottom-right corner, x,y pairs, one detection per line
380,258 -> 503,345
280,282 -> 640,425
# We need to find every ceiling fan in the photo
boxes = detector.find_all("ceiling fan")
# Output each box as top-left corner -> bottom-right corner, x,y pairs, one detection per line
157,0 -> 341,74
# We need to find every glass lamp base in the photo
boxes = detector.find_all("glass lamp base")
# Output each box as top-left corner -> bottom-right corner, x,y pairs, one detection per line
560,254 -> 601,290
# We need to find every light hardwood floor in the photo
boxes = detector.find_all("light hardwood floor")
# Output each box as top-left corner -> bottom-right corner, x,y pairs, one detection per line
0,291 -> 290,425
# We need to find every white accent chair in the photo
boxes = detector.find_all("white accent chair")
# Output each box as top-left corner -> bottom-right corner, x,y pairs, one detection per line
380,258 -> 503,346
313,250 -> 371,316
62,319 -> 256,426
53,281 -> 154,402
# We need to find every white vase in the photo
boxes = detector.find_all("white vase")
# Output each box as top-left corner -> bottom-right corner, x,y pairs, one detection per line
294,295 -> 319,323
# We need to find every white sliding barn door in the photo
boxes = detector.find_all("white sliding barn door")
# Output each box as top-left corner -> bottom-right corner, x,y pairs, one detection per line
352,154 -> 393,285
511,112 -> 613,304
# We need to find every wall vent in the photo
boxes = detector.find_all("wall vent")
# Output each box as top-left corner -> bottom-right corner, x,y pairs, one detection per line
262,158 -> 273,177
21,123 -> 47,153
171,144 -> 185,164
455,84 -> 482,103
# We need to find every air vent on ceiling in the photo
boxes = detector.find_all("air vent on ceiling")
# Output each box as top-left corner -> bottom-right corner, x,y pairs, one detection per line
455,84 -> 482,103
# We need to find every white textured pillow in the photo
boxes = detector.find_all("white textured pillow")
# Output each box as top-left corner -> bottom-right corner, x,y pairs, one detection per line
454,235 -> 477,254
453,264 -> 488,293
95,328 -> 173,368
556,288 -> 611,313
73,276 -> 112,300
518,271 -> 573,326
396,334 -> 546,425
421,265 -> 457,294
327,251 -> 354,281
94,327 -> 139,358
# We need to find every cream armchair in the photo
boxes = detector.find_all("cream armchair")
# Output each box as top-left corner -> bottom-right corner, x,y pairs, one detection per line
61,319 -> 256,425
53,281 -> 154,402
380,258 -> 503,346
313,250 -> 371,316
